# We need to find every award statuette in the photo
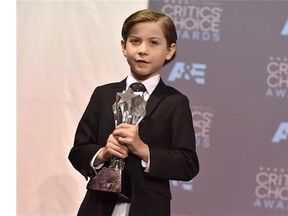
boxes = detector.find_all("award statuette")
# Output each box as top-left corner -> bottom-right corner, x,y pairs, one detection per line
87,87 -> 146,201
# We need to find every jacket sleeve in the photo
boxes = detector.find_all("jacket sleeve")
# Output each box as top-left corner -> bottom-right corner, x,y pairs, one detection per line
68,88 -> 102,180
147,95 -> 199,181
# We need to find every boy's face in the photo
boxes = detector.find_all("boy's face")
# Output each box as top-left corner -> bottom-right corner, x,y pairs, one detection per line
121,21 -> 176,81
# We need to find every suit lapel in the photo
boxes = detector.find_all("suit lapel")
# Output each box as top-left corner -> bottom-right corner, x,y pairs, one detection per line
115,78 -> 127,93
142,79 -> 167,122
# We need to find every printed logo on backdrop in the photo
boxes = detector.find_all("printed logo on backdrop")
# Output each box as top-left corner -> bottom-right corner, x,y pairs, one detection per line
171,179 -> 194,191
281,18 -> 288,36
272,122 -> 288,144
266,56 -> 288,99
160,0 -> 223,42
253,166 -> 288,212
192,106 -> 214,149
167,61 -> 207,84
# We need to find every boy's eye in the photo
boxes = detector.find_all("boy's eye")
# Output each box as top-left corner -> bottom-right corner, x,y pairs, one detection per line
150,40 -> 159,45
130,39 -> 140,43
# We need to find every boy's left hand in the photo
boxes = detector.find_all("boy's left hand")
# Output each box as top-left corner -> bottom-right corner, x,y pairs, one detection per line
113,123 -> 149,162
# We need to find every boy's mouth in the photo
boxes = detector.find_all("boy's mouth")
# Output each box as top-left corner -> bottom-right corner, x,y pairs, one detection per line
136,59 -> 149,64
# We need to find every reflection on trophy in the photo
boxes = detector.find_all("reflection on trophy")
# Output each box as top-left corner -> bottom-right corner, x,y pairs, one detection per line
87,87 -> 146,201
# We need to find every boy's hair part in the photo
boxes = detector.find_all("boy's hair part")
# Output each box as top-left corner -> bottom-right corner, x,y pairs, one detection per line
121,9 -> 177,65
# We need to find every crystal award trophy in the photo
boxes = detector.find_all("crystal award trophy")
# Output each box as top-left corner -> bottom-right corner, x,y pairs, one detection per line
87,87 -> 146,201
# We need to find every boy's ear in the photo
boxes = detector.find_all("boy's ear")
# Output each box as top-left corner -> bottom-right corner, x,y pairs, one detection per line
121,40 -> 127,57
165,43 -> 177,61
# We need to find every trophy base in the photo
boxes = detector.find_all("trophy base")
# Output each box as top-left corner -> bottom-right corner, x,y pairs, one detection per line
87,167 -> 132,203
87,167 -> 121,192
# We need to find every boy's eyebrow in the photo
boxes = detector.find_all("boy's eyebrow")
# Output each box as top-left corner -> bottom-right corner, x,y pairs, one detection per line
128,35 -> 162,40
149,37 -> 162,40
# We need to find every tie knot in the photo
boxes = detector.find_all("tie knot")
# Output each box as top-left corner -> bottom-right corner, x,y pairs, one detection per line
129,82 -> 146,92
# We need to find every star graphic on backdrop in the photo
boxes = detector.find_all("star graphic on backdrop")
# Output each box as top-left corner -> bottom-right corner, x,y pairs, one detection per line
117,87 -> 138,106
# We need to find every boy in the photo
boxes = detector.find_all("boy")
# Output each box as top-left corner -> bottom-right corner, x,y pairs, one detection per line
68,8 -> 199,216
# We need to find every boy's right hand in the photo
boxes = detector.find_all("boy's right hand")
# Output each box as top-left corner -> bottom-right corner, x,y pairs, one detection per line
95,134 -> 129,165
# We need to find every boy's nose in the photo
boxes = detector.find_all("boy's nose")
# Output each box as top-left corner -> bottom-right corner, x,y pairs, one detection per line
138,43 -> 148,55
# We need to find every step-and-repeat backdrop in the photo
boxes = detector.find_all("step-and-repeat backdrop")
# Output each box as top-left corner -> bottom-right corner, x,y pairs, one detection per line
17,0 -> 287,215
148,0 -> 288,215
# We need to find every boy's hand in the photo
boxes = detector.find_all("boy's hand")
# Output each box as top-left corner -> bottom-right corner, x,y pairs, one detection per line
94,134 -> 129,166
113,123 -> 149,162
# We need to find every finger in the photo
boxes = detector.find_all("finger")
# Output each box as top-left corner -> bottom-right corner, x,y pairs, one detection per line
116,123 -> 128,128
116,123 -> 132,129
107,140 -> 128,154
113,130 -> 126,139
109,147 -> 128,159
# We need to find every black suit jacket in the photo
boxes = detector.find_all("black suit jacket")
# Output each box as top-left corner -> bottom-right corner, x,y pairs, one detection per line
68,78 -> 199,216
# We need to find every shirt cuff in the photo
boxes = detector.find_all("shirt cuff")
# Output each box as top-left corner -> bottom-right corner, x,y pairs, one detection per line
141,147 -> 150,173
90,147 -> 105,174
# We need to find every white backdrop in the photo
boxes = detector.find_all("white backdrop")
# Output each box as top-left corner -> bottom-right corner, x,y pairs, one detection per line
17,1 -> 147,215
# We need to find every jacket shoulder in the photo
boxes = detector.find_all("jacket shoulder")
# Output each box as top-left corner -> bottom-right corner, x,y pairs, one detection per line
95,82 -> 119,90
164,85 -> 188,100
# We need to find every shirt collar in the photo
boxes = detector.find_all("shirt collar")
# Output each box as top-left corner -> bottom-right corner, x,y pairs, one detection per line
126,74 -> 160,95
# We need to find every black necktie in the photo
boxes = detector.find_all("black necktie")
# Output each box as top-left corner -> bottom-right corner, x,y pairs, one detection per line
129,82 -> 146,92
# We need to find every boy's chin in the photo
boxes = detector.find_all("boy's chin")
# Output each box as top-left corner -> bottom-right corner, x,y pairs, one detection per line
130,71 -> 159,81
